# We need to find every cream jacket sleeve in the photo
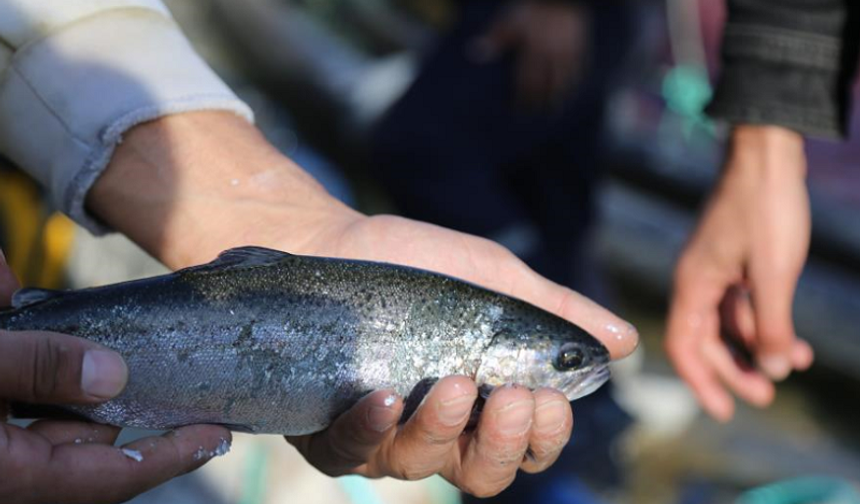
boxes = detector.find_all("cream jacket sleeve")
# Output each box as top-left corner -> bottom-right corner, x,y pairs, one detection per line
0,0 -> 254,233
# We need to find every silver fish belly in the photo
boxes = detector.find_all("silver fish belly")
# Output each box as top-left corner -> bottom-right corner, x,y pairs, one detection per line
0,247 -> 610,435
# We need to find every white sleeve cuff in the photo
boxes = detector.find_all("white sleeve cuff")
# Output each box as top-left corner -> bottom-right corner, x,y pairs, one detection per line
0,7 -> 254,234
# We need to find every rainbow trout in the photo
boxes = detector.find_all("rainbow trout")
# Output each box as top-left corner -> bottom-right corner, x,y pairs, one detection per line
0,247 -> 610,435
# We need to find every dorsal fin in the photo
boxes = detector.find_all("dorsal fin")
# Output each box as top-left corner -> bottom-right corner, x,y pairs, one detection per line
179,246 -> 294,275
12,288 -> 65,308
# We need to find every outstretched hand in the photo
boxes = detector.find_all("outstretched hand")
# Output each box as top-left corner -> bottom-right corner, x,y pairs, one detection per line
282,214 -> 638,496
0,251 -> 231,504
89,111 -> 639,497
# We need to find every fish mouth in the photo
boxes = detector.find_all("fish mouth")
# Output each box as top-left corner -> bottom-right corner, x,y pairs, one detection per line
565,366 -> 611,401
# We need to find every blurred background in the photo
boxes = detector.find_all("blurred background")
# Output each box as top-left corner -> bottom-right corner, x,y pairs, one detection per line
2,0 -> 860,503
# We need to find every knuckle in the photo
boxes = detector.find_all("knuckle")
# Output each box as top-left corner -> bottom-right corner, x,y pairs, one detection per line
673,256 -> 700,287
417,426 -> 458,447
393,461 -> 435,481
527,439 -> 564,462
324,436 -> 369,470
20,337 -> 67,401
161,438 -> 186,476
486,423 -> 531,446
492,445 -> 528,466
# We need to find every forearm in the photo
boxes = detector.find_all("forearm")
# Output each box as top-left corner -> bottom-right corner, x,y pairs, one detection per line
86,112 -> 361,269
0,1 -> 253,233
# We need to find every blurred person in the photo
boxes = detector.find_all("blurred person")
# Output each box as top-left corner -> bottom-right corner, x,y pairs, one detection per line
372,0 -> 633,292
665,0 -> 854,421
0,1 -> 638,502
369,0 -> 636,500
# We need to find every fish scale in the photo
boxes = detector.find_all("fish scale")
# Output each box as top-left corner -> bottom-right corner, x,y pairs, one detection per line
0,246 -> 609,435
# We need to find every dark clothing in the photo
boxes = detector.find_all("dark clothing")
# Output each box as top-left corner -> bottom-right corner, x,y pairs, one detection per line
371,0 -> 630,291
707,0 -> 860,139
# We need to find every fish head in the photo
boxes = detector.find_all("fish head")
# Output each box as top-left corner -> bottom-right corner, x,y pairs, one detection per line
474,321 -> 610,401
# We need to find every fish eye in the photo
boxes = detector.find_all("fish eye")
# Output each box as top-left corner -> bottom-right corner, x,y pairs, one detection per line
555,345 -> 586,370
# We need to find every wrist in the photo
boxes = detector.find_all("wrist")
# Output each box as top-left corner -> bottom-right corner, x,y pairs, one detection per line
724,125 -> 807,182
87,112 -> 361,269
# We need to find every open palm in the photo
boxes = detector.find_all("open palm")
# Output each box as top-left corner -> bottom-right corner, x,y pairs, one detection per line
283,213 -> 637,496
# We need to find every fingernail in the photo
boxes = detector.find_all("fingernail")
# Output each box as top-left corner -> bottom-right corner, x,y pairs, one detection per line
534,400 -> 569,434
760,355 -> 791,381
121,448 -> 144,462
81,350 -> 128,399
191,439 -> 231,461
213,437 -> 231,457
367,395 -> 399,432
605,322 -> 639,353
439,394 -> 475,426
495,399 -> 534,436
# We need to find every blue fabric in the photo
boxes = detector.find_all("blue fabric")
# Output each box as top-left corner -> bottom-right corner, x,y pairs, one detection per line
371,0 -> 631,292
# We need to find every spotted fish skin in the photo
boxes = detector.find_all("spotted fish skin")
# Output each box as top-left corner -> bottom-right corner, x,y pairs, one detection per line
0,247 -> 609,435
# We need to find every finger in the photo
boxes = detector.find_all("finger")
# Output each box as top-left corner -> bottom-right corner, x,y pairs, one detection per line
384,376 -> 476,480
442,243 -> 637,360
520,388 -> 572,474
666,263 -> 735,421
516,274 -> 638,360
720,285 -> 756,346
0,423 -> 229,504
36,425 -> 230,504
287,389 -> 403,477
27,420 -> 121,446
703,335 -> 775,408
455,385 -> 534,498
792,338 -> 814,370
750,273 -> 799,381
0,330 -> 128,403
0,248 -> 21,305
669,317 -> 734,422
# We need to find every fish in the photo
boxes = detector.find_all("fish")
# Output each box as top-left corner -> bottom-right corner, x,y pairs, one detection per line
0,246 -> 610,435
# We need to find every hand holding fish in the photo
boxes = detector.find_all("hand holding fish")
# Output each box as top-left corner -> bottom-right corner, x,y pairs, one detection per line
0,251 -> 232,504
84,111 -> 639,496
286,215 -> 632,496
666,126 -> 815,422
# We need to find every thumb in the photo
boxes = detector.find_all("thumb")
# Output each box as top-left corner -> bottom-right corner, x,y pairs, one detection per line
0,330 -> 128,403
526,279 -> 639,361
0,248 -> 21,306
